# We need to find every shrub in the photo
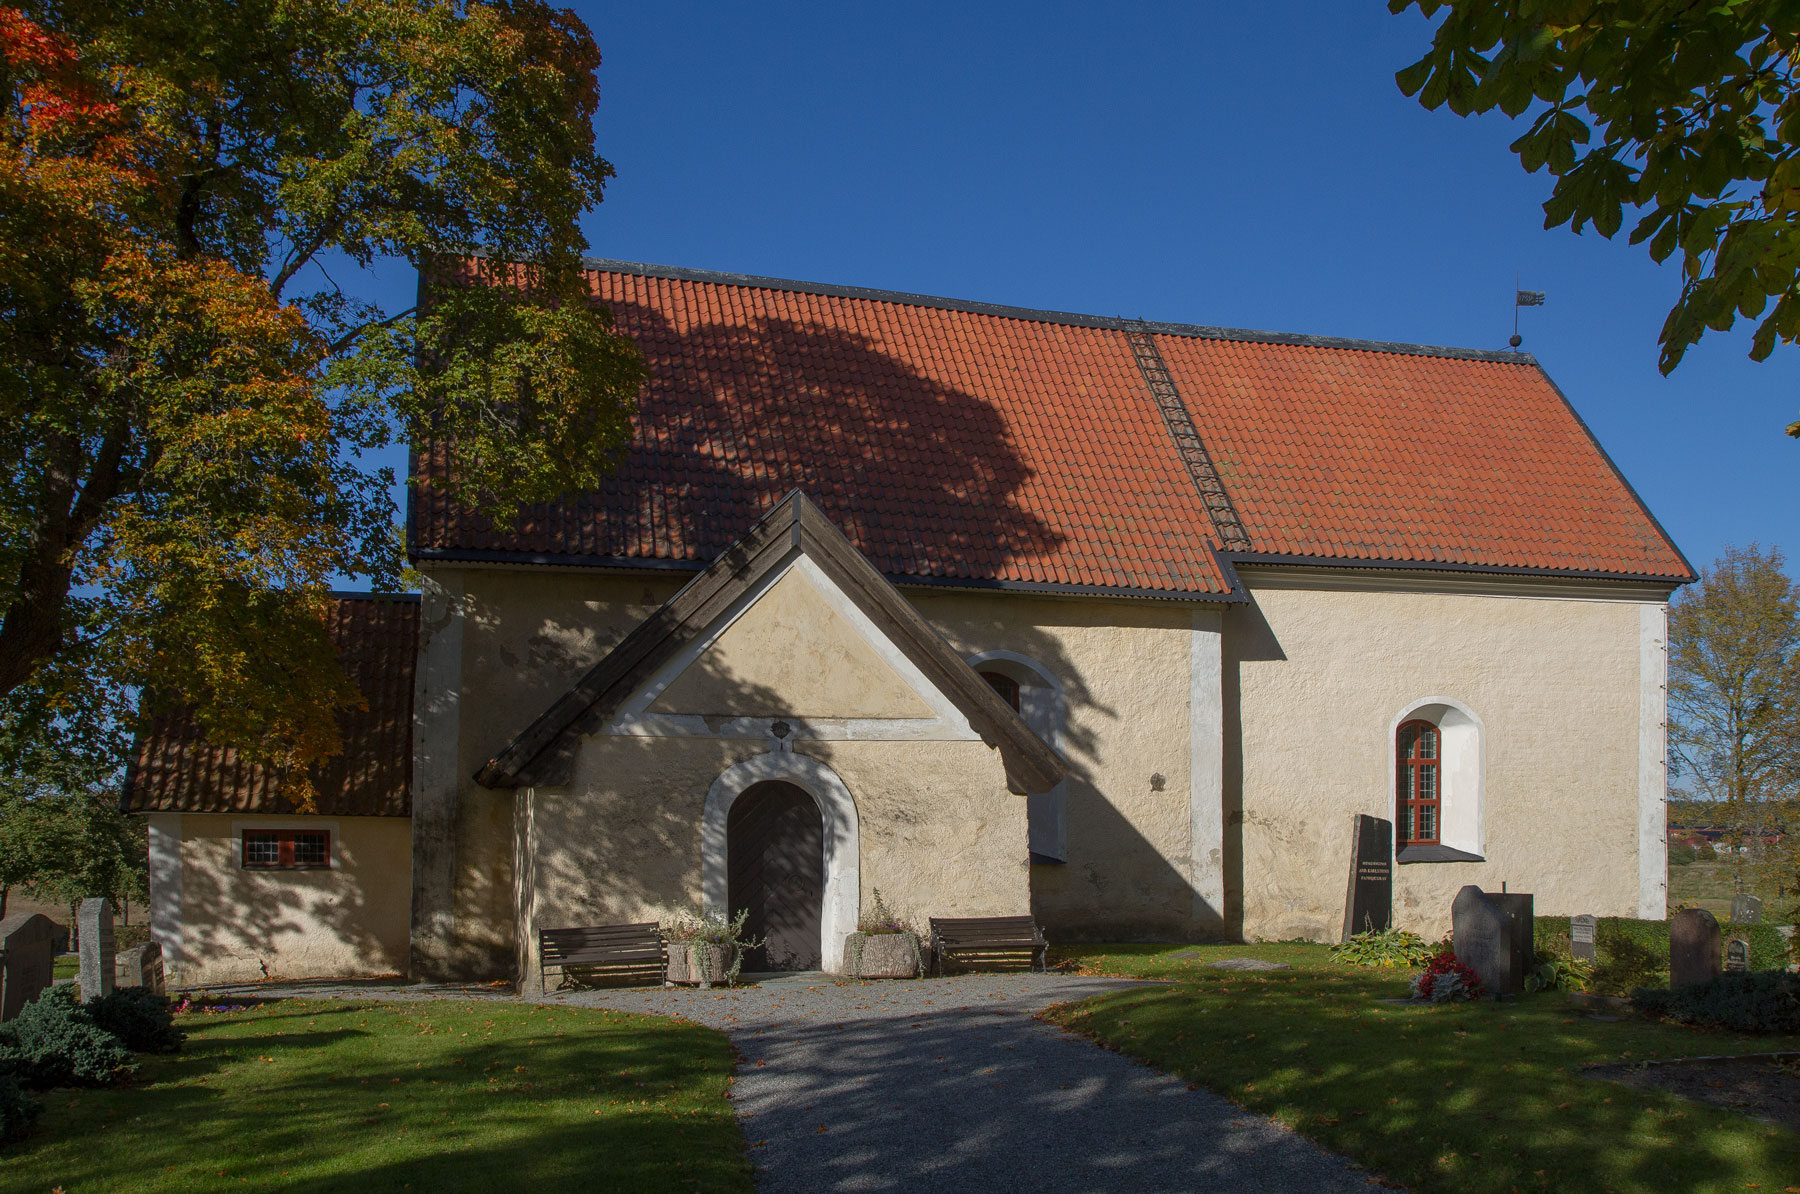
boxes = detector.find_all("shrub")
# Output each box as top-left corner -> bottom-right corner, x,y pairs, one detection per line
1330,925 -> 1434,968
1525,951 -> 1594,992
1411,949 -> 1484,1002
1633,970 -> 1800,1034
0,1071 -> 39,1142
0,987 -> 134,1089
87,988 -> 184,1054
856,888 -> 914,936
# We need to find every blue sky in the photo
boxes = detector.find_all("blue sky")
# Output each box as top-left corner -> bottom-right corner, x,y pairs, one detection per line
371,3 -> 1800,577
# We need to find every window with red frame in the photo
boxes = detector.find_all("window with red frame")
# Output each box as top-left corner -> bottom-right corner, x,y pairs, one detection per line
1396,720 -> 1441,846
980,670 -> 1021,712
242,829 -> 331,870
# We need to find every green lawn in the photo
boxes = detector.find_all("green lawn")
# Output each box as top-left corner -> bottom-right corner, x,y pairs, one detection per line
0,999 -> 752,1194
1667,856 -> 1749,919
1046,943 -> 1800,1194
51,955 -> 76,981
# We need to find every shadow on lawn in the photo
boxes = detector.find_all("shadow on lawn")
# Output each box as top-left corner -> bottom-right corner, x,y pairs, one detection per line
1048,964 -> 1800,1194
11,1003 -> 747,1194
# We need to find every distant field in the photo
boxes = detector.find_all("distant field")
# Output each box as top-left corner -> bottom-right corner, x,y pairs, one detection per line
1667,855 -> 1744,918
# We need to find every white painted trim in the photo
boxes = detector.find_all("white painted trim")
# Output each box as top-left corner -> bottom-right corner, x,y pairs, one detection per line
966,650 -> 1067,857
146,814 -> 183,973
701,754 -> 860,973
1239,565 -> 1678,605
1387,697 -> 1486,858
1639,602 -> 1670,918
608,552 -> 978,742
1189,610 -> 1225,929
229,818 -> 342,868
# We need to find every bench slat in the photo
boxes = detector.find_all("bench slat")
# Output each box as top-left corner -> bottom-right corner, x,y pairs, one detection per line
928,915 -> 1047,975
539,922 -> 666,990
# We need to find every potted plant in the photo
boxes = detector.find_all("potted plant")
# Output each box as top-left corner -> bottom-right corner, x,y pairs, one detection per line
843,890 -> 924,979
662,910 -> 760,988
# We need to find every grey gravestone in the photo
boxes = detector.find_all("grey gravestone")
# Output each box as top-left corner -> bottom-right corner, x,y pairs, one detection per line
1731,893 -> 1763,925
1493,893 -> 1536,991
1452,885 -> 1515,996
1725,938 -> 1750,973
1341,814 -> 1394,940
115,941 -> 164,994
0,913 -> 57,1021
77,898 -> 114,1002
1669,907 -> 1723,988
1570,914 -> 1599,962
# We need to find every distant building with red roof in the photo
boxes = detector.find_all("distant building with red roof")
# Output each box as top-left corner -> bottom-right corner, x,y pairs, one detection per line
128,261 -> 1690,985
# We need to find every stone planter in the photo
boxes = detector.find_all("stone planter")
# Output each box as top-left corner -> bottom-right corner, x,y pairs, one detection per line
845,931 -> 921,979
666,941 -> 736,987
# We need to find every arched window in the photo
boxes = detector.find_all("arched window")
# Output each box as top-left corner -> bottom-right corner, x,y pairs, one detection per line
1396,719 -> 1441,846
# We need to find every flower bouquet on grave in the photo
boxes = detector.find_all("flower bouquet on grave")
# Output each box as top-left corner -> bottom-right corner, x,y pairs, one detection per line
1410,948 -> 1484,1003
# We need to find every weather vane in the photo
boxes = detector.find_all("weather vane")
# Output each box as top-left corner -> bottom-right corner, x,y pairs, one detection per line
1511,274 -> 1545,349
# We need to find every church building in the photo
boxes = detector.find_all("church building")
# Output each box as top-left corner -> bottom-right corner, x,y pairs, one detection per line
123,260 -> 1693,987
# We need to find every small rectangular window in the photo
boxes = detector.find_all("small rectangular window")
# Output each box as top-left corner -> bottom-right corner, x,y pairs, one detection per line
242,828 -> 333,870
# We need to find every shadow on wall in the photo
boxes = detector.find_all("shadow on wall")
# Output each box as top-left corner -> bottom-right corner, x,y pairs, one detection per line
177,830 -> 406,982
1221,593 -> 1289,942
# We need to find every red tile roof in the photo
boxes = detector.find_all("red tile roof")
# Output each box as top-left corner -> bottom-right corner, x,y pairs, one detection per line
123,595 -> 418,817
410,262 -> 1692,591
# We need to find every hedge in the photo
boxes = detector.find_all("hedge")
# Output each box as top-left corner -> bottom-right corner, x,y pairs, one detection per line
1533,916 -> 1795,997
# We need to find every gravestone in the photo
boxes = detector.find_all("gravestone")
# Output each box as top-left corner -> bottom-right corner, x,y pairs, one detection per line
1731,893 -> 1763,925
1341,814 -> 1394,940
1452,885 -> 1516,996
1725,937 -> 1751,973
115,941 -> 164,994
0,913 -> 57,1021
1492,893 -> 1535,989
1570,914 -> 1599,962
1669,907 -> 1723,988
77,898 -> 114,1002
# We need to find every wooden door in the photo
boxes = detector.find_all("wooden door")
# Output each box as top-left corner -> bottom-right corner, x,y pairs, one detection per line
727,781 -> 824,971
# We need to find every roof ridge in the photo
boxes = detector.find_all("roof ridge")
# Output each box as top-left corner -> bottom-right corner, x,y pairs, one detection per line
580,256 -> 1539,365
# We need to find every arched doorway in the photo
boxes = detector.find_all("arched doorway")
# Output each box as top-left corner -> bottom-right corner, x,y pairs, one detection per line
727,780 -> 824,971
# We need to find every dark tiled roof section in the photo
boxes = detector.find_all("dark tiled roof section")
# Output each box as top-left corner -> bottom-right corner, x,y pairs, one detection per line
124,595 -> 418,817
1153,336 -> 1692,577
411,267 -> 1236,595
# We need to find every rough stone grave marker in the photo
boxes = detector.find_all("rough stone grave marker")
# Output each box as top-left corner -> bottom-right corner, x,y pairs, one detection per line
0,913 -> 57,1021
1731,893 -> 1763,925
1570,914 -> 1599,962
1725,938 -> 1750,973
77,898 -> 114,1002
1452,885 -> 1516,996
1670,907 -> 1723,988
1341,814 -> 1394,940
1493,893 -> 1535,990
115,941 -> 164,994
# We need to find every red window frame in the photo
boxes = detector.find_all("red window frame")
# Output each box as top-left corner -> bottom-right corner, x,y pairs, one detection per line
981,670 -> 1021,712
242,829 -> 332,870
1396,720 -> 1441,846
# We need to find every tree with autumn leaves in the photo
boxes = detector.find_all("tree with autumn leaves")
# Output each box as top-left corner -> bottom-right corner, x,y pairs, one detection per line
0,2 -> 643,798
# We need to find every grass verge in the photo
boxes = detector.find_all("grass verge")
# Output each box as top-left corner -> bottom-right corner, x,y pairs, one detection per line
0,998 -> 751,1194
1045,943 -> 1800,1194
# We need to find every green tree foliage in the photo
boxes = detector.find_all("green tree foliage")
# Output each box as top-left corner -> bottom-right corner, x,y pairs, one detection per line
0,1 -> 644,794
0,783 -> 145,920
1667,544 -> 1800,910
1393,2 -> 1800,382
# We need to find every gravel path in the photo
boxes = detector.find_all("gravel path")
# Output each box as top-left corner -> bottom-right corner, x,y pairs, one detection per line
544,972 -> 1384,1194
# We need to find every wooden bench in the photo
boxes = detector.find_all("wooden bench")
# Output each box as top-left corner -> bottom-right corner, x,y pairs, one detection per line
539,922 -> 665,990
928,915 -> 1047,975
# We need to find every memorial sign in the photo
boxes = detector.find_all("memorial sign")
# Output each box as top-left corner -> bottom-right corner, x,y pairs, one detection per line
1725,938 -> 1750,973
1730,893 -> 1763,925
1452,885 -> 1514,996
77,898 -> 115,1002
1341,814 -> 1394,941
1670,907 -> 1723,987
115,942 -> 164,994
1570,914 -> 1598,962
1493,893 -> 1535,989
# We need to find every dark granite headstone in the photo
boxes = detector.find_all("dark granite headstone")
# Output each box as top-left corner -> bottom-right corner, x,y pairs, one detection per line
1493,893 -> 1536,990
1670,907 -> 1723,988
115,941 -> 164,994
1452,885 -> 1515,995
1725,938 -> 1750,973
1570,914 -> 1598,962
0,913 -> 56,1021
77,898 -> 114,1002
1730,893 -> 1763,925
1341,814 -> 1394,940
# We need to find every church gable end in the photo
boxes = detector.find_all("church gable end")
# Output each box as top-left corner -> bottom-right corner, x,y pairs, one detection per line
475,491 -> 1064,794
